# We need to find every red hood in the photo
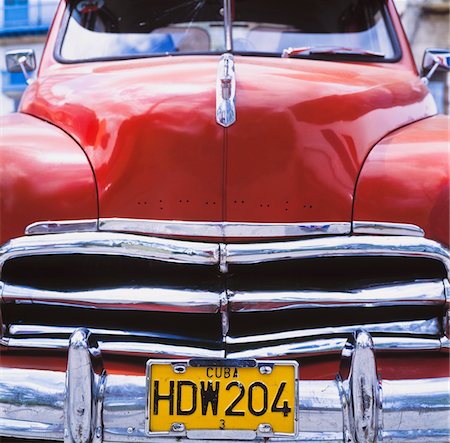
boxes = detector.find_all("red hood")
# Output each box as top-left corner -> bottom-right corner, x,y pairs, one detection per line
21,56 -> 436,226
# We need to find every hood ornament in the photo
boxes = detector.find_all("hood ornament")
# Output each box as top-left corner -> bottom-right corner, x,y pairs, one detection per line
216,53 -> 236,127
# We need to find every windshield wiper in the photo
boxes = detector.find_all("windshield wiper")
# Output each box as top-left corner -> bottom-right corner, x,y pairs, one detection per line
282,46 -> 385,59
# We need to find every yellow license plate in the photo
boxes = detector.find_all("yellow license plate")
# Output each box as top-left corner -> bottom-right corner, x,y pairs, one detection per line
146,359 -> 298,437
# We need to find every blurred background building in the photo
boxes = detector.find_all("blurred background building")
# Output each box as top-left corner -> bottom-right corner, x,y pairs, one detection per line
0,0 -> 58,114
0,0 -> 449,114
398,0 -> 450,113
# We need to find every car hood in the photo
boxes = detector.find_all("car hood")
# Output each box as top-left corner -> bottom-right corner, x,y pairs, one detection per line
22,55 -> 436,234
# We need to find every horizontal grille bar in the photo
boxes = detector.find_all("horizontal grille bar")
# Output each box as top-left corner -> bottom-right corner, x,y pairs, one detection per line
229,280 -> 446,311
9,317 -> 442,345
228,336 -> 446,358
2,284 -> 222,313
226,318 -> 442,345
225,236 -> 450,274
0,232 -> 219,271
1,233 -> 449,276
8,324 -> 218,345
0,336 -> 224,358
2,332 -> 445,357
3,279 -> 444,312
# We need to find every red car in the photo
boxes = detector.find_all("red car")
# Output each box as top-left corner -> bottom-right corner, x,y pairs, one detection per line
1,0 -> 449,441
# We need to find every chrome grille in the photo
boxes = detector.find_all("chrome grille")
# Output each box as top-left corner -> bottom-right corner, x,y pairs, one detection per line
0,232 -> 449,358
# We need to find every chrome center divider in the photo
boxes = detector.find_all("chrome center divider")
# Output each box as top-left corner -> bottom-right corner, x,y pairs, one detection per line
0,329 -> 448,443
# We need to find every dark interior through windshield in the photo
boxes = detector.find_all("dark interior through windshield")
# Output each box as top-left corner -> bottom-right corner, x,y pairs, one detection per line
60,0 -> 398,61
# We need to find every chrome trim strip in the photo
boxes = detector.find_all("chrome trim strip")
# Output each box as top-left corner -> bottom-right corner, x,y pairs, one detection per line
226,318 -> 442,345
26,219 -> 429,239
353,221 -> 425,237
25,218 -> 425,238
229,280 -> 446,312
33,218 -> 352,238
26,219 -> 98,235
225,236 -> 450,277
2,284 -> 221,313
1,368 -> 448,442
227,336 -> 443,358
2,337 -> 224,358
0,232 -> 220,273
100,219 -> 351,238
216,53 -> 236,127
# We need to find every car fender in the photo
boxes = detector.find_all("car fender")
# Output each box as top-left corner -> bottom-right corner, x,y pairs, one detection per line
353,115 -> 450,247
0,113 -> 98,244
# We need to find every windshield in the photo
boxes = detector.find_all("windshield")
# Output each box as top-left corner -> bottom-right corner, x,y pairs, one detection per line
59,0 -> 398,62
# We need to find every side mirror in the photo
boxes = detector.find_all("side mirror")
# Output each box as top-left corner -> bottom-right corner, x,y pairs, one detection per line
421,48 -> 450,84
5,49 -> 36,85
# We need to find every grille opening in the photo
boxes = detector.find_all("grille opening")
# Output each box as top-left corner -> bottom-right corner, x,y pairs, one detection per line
2,255 -> 446,292
2,254 -> 221,291
2,251 -> 447,355
228,306 -> 443,337
4,304 -> 223,346
228,257 -> 446,291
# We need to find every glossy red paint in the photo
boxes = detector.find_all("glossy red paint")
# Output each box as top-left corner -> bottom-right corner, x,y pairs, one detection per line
0,113 -> 97,244
21,56 -> 436,226
20,0 -> 436,229
22,57 -> 224,222
354,115 -> 450,247
225,56 -> 434,222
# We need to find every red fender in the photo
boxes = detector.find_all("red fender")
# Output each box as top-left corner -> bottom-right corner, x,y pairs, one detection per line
0,113 -> 98,244
354,115 -> 450,247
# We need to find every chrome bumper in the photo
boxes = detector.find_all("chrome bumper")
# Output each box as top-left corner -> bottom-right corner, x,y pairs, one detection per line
1,329 -> 449,443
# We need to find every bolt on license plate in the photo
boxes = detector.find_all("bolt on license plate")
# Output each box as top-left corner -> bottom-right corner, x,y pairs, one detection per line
146,358 -> 299,438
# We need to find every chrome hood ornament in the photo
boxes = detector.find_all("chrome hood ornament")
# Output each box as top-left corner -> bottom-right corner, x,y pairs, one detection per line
216,53 -> 236,127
